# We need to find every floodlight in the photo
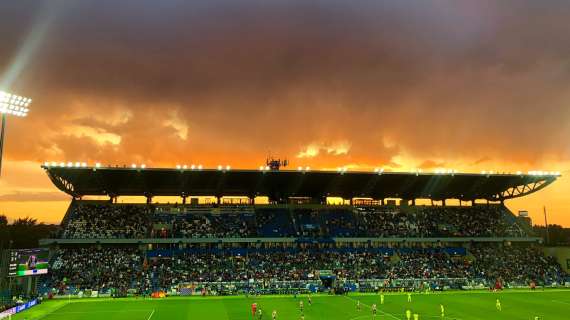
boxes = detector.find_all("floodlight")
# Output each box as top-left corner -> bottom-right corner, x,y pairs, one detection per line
297,166 -> 303,171
183,165 -> 187,169
95,163 -> 101,168
176,165 -> 181,169
198,164 -> 203,170
0,91 -> 31,118
141,164 -> 146,169
0,91 -> 33,176
217,165 -> 223,170
191,164 -> 196,170
44,161 -> 49,167
226,165 -> 231,170
131,164 -> 137,168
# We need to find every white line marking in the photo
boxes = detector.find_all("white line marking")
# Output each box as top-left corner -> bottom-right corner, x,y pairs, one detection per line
344,296 -> 402,320
146,309 -> 155,320
552,300 -> 570,305
54,309 -> 152,314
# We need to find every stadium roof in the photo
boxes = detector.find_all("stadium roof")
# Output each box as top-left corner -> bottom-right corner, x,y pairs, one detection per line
42,166 -> 558,202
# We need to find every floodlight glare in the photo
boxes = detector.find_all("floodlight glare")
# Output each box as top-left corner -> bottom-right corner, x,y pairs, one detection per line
0,91 -> 33,176
0,91 -> 32,118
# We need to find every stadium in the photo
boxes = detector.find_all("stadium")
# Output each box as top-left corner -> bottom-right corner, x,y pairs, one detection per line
2,1 -> 570,320
1,162 -> 569,319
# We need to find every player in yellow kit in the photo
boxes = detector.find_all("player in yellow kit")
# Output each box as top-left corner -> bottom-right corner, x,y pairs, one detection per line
407,293 -> 412,303
406,309 -> 412,320
440,304 -> 445,318
496,299 -> 501,311
380,294 -> 384,305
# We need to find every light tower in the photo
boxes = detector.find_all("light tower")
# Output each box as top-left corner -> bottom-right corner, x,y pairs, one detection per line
0,91 -> 32,176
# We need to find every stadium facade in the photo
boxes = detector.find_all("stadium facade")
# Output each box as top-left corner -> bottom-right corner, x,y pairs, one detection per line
17,166 -> 569,297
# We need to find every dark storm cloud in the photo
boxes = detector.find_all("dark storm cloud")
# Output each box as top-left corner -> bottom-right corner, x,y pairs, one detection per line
1,0 -> 570,167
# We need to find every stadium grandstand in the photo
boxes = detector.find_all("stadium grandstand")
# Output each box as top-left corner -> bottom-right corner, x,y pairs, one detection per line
24,164 -> 565,300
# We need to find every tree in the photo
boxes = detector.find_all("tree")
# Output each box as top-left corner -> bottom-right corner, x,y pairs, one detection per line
1,217 -> 58,249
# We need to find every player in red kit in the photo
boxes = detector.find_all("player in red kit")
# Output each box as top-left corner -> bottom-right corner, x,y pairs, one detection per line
252,303 -> 258,319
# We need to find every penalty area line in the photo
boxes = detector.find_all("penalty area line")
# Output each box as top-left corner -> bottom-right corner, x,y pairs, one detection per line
146,309 -> 155,320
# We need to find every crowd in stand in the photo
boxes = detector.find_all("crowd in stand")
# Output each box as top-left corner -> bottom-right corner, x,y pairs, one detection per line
46,248 -> 148,294
388,252 -> 472,279
58,202 -> 530,239
355,206 -> 525,238
62,204 -> 151,239
471,245 -> 565,285
43,244 -> 566,295
171,215 -> 253,238
41,203 -> 566,296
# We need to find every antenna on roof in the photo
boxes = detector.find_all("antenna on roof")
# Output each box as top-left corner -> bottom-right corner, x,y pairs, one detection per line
266,156 -> 288,171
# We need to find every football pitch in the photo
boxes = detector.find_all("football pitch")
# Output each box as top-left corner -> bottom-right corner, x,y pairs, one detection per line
12,290 -> 570,320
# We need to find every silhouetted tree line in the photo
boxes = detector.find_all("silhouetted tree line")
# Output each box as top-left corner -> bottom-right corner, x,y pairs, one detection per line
0,215 -> 58,249
533,224 -> 570,246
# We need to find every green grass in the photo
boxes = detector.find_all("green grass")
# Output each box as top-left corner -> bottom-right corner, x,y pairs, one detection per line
12,290 -> 570,320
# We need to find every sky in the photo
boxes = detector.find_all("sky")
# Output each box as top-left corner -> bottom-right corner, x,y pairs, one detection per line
0,0 -> 569,225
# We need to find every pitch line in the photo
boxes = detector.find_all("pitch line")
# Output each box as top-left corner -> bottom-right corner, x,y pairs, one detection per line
48,309 -> 152,314
344,295 -> 402,320
146,309 -> 155,320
